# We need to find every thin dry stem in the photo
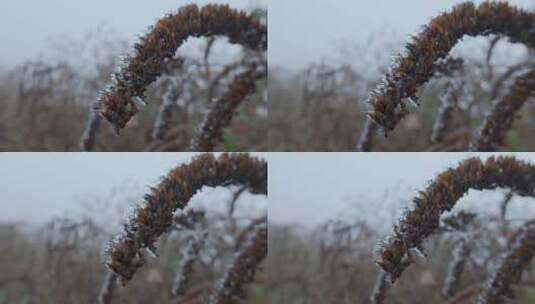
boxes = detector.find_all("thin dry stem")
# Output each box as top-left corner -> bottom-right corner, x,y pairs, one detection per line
234,216 -> 267,251
431,58 -> 464,144
356,119 -> 378,152
152,87 -> 180,141
472,68 -> 535,151
499,191 -> 514,224
174,209 -> 206,230
190,66 -> 258,151
98,272 -> 117,304
431,83 -> 462,144
475,221 -> 535,304
442,238 -> 472,299
171,209 -> 206,298
370,271 -> 390,304
80,106 -> 102,151
171,234 -> 205,298
208,225 -> 267,304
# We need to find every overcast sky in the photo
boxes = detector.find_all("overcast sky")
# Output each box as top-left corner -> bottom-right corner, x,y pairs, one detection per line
1,1 -> 532,69
2,153 -> 535,229
0,0 -> 266,68
0,153 -> 266,226
269,153 -> 535,229
269,0 -> 534,70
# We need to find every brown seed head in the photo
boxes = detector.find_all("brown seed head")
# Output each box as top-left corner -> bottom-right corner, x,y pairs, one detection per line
377,156 -> 535,282
106,153 -> 267,282
98,4 -> 266,131
367,1 -> 534,133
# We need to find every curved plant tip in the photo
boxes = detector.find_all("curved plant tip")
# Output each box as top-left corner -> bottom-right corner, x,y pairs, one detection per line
106,153 -> 267,283
98,4 -> 267,132
366,1 -> 534,134
209,224 -> 267,304
357,56 -> 465,151
475,221 -> 535,304
377,156 -> 535,282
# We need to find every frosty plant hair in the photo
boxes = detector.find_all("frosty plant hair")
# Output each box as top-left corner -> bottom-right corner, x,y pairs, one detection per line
377,156 -> 535,282
358,1 -> 534,150
106,153 -> 267,283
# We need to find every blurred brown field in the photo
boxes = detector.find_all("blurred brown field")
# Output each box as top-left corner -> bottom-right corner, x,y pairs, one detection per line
267,213 -> 535,304
0,186 -> 267,304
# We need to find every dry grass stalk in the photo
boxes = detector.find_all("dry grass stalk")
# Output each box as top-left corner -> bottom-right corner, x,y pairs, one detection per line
208,225 -> 267,304
434,57 -> 465,78
150,55 -> 187,141
473,68 -> 535,151
98,272 -> 117,304
151,83 -> 182,141
431,58 -> 465,143
431,82 -> 463,144
191,66 -> 258,151
365,1 -> 534,135
80,108 -> 102,151
356,119 -> 377,152
442,238 -> 472,299
499,191 -> 514,224
98,4 -> 267,132
206,61 -> 243,105
171,234 -> 205,298
377,156 -> 535,282
171,209 -> 206,298
106,153 -> 267,283
440,211 -> 477,300
370,271 -> 390,304
440,211 -> 477,233
489,62 -> 534,100
475,221 -> 535,304
174,209 -> 206,230
234,216 -> 267,251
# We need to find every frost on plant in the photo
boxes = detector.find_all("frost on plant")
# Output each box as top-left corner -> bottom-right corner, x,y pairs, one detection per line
365,1 -> 534,135
97,4 -> 267,132
377,156 -> 535,282
106,153 -> 267,282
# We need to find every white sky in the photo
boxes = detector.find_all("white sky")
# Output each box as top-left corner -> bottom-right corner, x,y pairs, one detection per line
269,0 -> 534,70
0,0 -> 266,68
2,153 -> 535,229
269,153 -> 535,228
0,153 -> 267,226
1,1 -> 532,69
